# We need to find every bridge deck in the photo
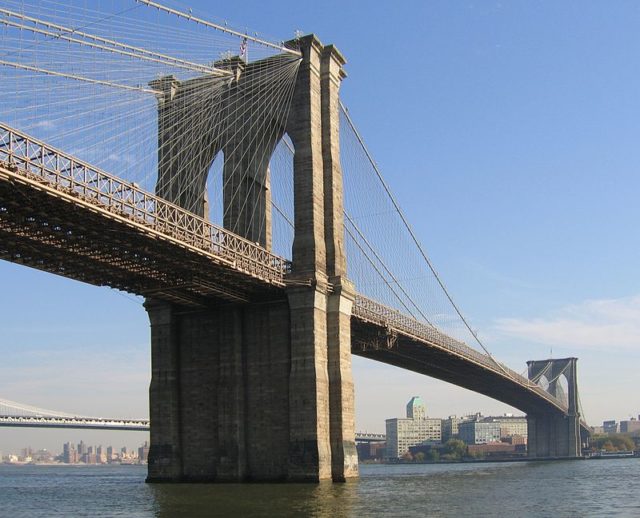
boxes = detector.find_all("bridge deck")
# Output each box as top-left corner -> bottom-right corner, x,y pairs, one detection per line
0,123 -> 289,305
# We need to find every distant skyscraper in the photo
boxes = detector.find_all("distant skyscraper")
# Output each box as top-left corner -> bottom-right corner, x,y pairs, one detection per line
63,442 -> 78,464
138,441 -> 150,462
96,445 -> 107,464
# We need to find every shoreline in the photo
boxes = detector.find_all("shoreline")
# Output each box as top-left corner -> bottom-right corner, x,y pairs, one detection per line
366,454 -> 639,466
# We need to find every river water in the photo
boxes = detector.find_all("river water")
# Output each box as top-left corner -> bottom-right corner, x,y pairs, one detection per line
0,460 -> 638,517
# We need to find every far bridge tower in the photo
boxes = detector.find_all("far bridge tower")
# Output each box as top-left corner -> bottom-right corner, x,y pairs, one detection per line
526,357 -> 586,457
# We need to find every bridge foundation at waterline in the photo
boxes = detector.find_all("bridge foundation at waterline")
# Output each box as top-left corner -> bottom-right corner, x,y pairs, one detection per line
146,35 -> 358,482
145,282 -> 357,482
526,412 -> 581,458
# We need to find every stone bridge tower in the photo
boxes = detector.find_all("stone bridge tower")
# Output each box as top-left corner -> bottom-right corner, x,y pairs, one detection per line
144,35 -> 358,482
526,357 -> 583,458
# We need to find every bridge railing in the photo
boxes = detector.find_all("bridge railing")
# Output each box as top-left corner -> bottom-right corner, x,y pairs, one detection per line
353,294 -> 568,413
0,123 -> 290,285
353,294 -> 493,364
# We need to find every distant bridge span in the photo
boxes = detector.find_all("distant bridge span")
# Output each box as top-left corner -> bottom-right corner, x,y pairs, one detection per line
0,415 -> 150,432
0,412 -> 382,444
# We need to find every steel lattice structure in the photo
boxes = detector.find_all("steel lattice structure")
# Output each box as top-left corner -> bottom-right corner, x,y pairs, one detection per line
0,123 -> 289,305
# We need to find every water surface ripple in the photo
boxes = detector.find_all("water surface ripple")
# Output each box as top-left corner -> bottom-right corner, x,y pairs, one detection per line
0,459 -> 638,517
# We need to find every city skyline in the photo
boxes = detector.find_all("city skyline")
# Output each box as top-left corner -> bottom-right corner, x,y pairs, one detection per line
2,1 -> 640,452
0,425 -> 149,456
2,439 -> 149,462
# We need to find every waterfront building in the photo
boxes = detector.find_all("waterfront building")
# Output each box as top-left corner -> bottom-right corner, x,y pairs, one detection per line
484,415 -> 528,441
504,434 -> 526,445
356,441 -> 385,461
458,420 -> 501,445
369,442 -> 386,460
467,442 -> 526,458
385,397 -> 442,459
442,416 -> 461,442
619,418 -> 640,433
442,415 -> 476,441
603,420 -> 618,434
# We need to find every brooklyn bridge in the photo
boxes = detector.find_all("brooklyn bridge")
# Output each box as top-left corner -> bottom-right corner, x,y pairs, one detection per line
0,0 -> 588,482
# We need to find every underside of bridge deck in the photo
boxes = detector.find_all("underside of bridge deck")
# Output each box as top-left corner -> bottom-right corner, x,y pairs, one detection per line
0,166 -> 285,307
351,318 -> 556,416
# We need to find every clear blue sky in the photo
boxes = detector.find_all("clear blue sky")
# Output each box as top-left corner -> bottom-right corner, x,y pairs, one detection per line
2,0 -> 640,453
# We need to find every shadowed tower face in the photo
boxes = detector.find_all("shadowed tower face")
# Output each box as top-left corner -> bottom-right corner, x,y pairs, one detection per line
145,35 -> 358,483
151,55 -> 301,249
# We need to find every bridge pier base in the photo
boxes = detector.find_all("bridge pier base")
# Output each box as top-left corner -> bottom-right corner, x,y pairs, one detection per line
326,278 -> 359,481
146,299 -> 292,482
146,288 -> 357,482
286,283 -> 332,481
527,413 -> 580,458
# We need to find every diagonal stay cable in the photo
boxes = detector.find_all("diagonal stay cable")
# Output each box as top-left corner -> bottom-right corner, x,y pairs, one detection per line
339,101 -> 516,378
